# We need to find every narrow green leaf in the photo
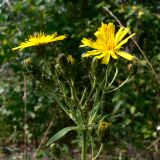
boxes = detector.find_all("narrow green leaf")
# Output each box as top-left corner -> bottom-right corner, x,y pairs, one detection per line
47,126 -> 78,146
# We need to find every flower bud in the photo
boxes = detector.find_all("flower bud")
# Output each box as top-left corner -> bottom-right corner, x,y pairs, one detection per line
67,55 -> 75,64
24,58 -> 33,69
91,57 -> 98,76
57,54 -> 74,78
98,121 -> 111,143
58,53 -> 68,68
24,58 -> 42,80
57,53 -> 70,76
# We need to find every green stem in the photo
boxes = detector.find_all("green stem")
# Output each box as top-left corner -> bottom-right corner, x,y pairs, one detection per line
91,136 -> 94,159
106,76 -> 130,93
81,130 -> 87,160
68,77 -> 86,125
83,76 -> 96,109
107,67 -> 119,88
92,143 -> 104,160
68,77 -> 79,103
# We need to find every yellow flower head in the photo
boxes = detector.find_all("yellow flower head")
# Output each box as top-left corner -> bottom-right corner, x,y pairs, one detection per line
80,22 -> 135,65
67,55 -> 75,64
12,32 -> 66,51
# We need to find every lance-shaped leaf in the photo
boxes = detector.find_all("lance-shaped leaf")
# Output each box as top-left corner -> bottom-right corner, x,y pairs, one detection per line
46,126 -> 78,146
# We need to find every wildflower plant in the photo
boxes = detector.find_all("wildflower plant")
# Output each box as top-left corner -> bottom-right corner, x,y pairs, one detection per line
13,23 -> 136,160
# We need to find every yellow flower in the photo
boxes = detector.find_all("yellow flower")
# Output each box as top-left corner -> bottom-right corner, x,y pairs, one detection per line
80,22 -> 135,65
67,55 -> 75,64
12,32 -> 66,51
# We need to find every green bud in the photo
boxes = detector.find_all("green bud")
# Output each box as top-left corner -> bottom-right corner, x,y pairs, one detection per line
98,121 -> 111,143
24,58 -> 33,69
24,58 -> 42,81
58,54 -> 68,76
91,57 -> 98,76
58,53 -> 68,68
57,53 -> 73,78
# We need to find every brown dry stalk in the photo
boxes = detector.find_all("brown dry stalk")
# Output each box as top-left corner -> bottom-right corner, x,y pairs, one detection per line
33,120 -> 53,159
23,75 -> 27,160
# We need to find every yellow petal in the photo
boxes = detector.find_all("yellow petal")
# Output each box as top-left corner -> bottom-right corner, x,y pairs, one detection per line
82,50 -> 101,57
80,38 -> 94,48
116,51 -> 134,60
51,35 -> 67,42
108,50 -> 118,59
94,23 -> 106,41
102,55 -> 110,65
82,53 -> 89,57
12,46 -> 21,51
115,33 -> 135,50
107,23 -> 115,38
95,53 -> 105,59
94,28 -> 101,38
115,27 -> 130,44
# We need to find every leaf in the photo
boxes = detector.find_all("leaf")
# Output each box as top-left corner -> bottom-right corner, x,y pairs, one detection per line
35,0 -> 43,5
0,34 -> 5,40
46,126 -> 78,146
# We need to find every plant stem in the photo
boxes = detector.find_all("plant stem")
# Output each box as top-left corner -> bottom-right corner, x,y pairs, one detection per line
33,119 -> 53,159
23,75 -> 27,160
106,76 -> 130,93
92,143 -> 104,160
81,130 -> 87,160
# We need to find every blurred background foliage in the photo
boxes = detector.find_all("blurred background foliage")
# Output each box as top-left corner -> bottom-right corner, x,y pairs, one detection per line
0,0 -> 160,159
